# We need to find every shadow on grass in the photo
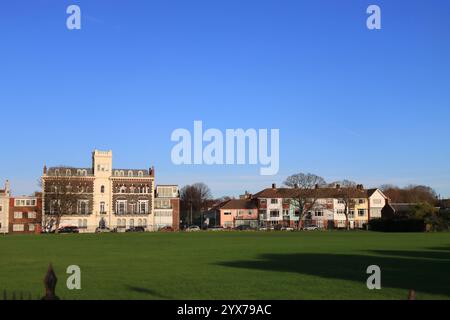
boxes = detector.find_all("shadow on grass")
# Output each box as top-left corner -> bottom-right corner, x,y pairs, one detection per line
126,286 -> 173,299
217,247 -> 450,297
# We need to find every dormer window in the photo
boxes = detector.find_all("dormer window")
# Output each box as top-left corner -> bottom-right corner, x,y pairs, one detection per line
138,171 -> 143,177
128,171 -> 133,177
66,169 -> 71,176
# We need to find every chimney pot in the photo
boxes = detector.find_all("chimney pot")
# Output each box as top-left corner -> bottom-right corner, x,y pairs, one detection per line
272,183 -> 276,189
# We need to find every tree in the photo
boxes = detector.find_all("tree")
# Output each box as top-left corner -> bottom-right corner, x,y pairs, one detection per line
180,183 -> 212,225
380,184 -> 437,205
40,177 -> 81,233
284,173 -> 327,230
331,180 -> 358,230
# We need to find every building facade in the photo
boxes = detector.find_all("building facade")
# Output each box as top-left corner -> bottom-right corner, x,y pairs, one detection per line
9,195 -> 42,234
0,181 -> 10,234
154,185 -> 180,231
221,184 -> 390,229
219,198 -> 259,228
42,150 -> 156,232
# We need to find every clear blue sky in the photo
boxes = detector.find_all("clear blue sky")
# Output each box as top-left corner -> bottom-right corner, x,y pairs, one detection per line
1,0 -> 449,198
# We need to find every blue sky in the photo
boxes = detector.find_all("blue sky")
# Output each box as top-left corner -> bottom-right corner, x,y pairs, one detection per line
0,0 -> 449,198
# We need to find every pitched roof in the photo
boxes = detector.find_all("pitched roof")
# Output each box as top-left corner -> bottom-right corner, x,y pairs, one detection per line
220,199 -> 258,210
254,187 -> 372,199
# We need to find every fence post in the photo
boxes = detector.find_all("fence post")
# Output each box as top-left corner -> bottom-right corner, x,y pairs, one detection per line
41,263 -> 60,300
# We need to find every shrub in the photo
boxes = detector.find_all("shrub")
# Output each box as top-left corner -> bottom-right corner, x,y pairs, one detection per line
368,218 -> 425,232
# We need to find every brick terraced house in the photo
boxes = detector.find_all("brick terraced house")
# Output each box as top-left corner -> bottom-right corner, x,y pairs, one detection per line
9,194 -> 42,234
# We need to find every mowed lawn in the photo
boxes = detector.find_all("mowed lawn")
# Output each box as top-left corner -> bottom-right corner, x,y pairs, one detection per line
1,231 -> 449,300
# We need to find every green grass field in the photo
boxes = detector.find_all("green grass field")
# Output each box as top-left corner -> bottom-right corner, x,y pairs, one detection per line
1,231 -> 449,300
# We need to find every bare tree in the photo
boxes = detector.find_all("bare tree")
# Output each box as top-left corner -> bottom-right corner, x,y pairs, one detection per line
180,182 -> 212,225
40,177 -> 81,233
331,180 -> 358,230
284,173 -> 327,230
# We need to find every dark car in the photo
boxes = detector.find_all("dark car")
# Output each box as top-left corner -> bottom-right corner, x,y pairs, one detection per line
58,226 -> 80,234
125,226 -> 146,233
234,225 -> 254,231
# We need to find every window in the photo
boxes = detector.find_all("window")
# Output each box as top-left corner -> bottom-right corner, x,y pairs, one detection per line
337,209 -> 345,215
13,224 -> 24,232
143,219 -> 147,227
248,210 -> 253,215
66,169 -> 71,176
283,210 -> 289,216
373,199 -> 382,205
138,171 -> 143,177
29,224 -> 35,232
314,209 -> 324,217
128,171 -> 133,177
358,209 -> 366,217
359,199 -> 365,204
138,219 -> 142,226
100,202 -> 105,214
130,219 -> 134,227
237,210 -> 244,216
14,212 -> 23,219
130,203 -> 136,214
28,212 -> 37,219
270,210 -> 279,218
224,211 -> 232,216
270,199 -> 278,204
338,200 -> 345,204
139,200 -> 148,214
120,186 -> 127,193
117,201 -> 127,215
101,185 -> 105,193
349,210 -> 355,218
260,199 -> 267,205
78,200 -> 89,215
0,205 -> 2,212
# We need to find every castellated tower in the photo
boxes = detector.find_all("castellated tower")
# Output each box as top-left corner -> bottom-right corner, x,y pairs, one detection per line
92,150 -> 113,224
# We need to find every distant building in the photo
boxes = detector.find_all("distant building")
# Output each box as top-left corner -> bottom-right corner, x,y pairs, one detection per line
154,185 -> 180,231
220,198 -> 259,228
219,184 -> 391,229
9,195 -> 42,234
0,181 -> 10,234
42,150 -> 156,232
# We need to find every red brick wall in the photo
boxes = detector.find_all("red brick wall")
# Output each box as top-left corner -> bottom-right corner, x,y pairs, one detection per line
171,198 -> 180,231
9,197 -> 42,234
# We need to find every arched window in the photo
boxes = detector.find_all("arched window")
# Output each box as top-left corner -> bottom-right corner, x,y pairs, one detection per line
66,169 -> 71,176
143,219 -> 147,227
138,171 -> 143,177
120,170 -> 125,177
138,219 -> 142,227
130,219 -> 134,227
55,169 -> 60,176
100,185 -> 105,193
128,171 -> 133,177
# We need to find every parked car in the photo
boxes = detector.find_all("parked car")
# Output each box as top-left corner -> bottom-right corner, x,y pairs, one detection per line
125,226 -> 146,233
273,224 -> 283,231
58,226 -> 80,234
208,226 -> 224,231
159,226 -> 174,232
234,225 -> 254,231
186,225 -> 200,232
303,225 -> 319,231
281,226 -> 295,231
258,226 -> 268,231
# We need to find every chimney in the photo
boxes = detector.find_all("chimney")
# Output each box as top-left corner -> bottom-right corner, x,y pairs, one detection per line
5,180 -> 10,194
335,184 -> 341,189
315,184 -> 319,189
272,183 -> 276,189
357,184 -> 364,190
149,166 -> 155,177
43,165 -> 47,175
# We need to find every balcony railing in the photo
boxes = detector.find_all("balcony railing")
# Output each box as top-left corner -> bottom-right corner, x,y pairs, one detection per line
114,211 -> 150,216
